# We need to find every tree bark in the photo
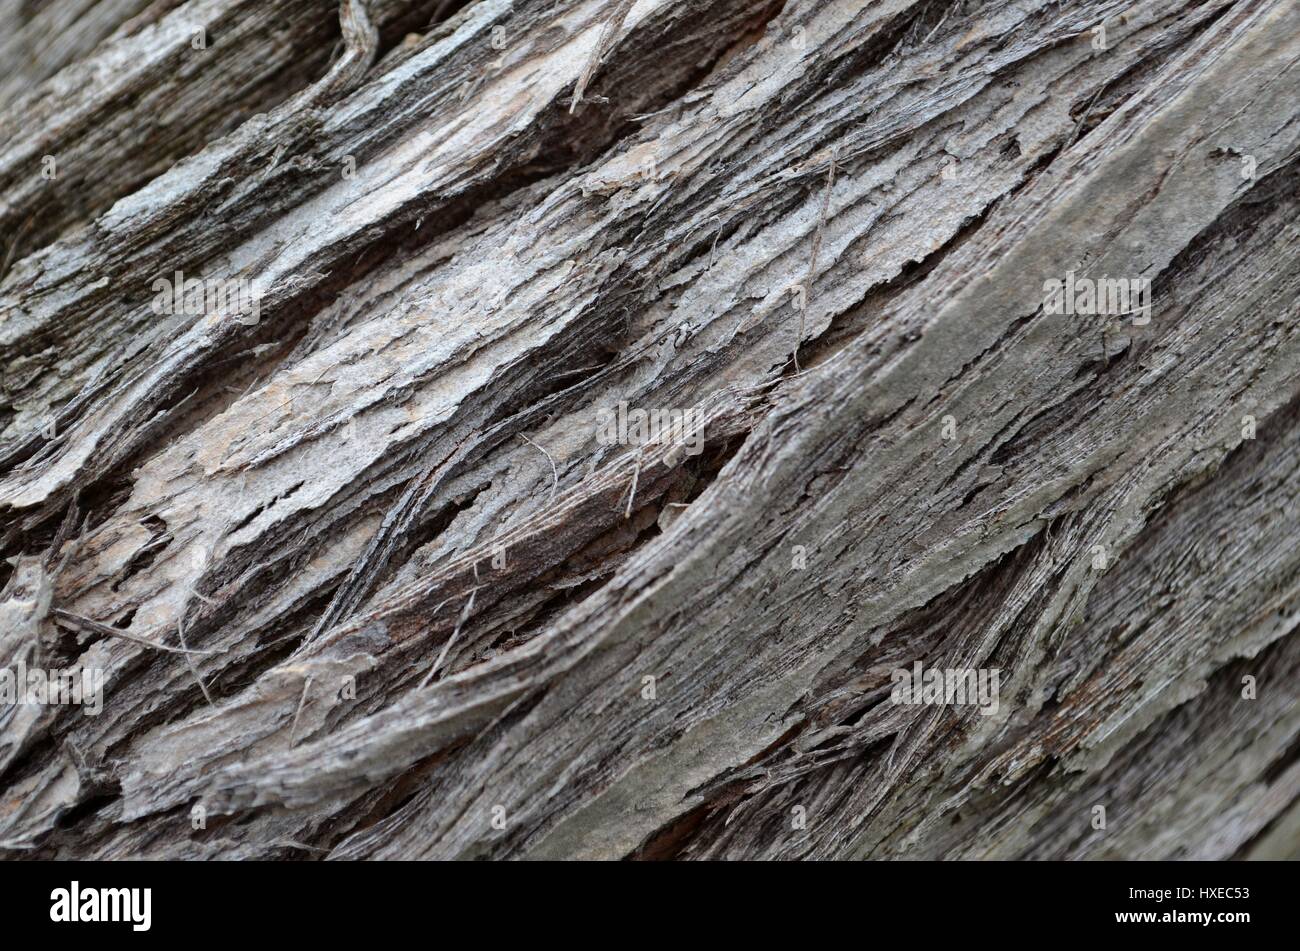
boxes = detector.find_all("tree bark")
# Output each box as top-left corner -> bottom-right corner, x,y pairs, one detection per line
0,0 -> 1297,860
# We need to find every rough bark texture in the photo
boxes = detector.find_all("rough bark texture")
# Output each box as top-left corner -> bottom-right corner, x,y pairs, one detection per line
0,0 -> 1297,860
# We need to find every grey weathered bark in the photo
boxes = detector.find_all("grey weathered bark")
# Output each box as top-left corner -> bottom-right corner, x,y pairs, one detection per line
0,0 -> 1297,859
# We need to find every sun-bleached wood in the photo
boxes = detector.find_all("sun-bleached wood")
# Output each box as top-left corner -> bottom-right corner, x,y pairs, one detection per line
1,0 -> 1297,859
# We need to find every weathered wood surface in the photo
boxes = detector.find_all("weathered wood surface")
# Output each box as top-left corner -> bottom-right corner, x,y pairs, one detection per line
0,0 -> 1297,859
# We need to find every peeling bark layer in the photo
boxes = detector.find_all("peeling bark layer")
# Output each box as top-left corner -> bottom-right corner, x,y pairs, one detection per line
0,0 -> 1297,860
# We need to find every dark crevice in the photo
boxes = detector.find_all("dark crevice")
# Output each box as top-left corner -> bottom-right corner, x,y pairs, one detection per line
628,803 -> 712,861
1261,732 -> 1300,788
